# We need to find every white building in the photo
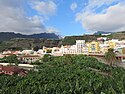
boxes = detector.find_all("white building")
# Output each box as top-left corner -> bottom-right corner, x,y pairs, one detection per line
20,55 -> 41,63
60,40 -> 86,54
82,46 -> 89,54
37,49 -> 44,54
76,40 -> 85,54
22,50 -> 34,55
61,45 -> 76,54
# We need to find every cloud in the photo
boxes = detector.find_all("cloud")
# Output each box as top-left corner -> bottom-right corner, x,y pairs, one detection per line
84,0 -> 120,12
46,27 -> 60,34
76,0 -> 125,32
70,2 -> 77,11
0,0 -> 58,34
31,1 -> 57,17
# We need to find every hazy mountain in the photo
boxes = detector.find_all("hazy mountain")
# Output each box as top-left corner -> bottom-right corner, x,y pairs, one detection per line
1,31 -> 125,52
0,32 -> 60,41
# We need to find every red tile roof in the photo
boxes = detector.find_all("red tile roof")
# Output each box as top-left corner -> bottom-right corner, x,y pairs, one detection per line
2,66 -> 20,73
0,65 -> 28,76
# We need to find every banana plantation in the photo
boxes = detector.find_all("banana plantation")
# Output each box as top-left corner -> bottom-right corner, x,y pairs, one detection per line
0,55 -> 125,94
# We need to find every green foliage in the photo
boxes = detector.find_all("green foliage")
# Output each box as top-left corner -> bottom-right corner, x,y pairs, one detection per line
0,38 -> 62,52
42,54 -> 54,62
2,55 -> 20,65
7,47 -> 23,51
105,48 -> 116,66
33,46 -> 39,51
62,35 -> 100,45
31,60 -> 43,65
1,55 -> 125,94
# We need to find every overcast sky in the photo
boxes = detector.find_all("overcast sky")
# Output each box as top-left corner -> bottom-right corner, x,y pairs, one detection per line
0,0 -> 125,35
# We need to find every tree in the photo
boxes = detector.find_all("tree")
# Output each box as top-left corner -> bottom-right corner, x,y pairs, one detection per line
105,48 -> 116,66
42,54 -> 53,62
7,47 -> 23,51
33,46 -> 39,52
3,55 -> 20,66
63,54 -> 75,64
31,60 -> 43,65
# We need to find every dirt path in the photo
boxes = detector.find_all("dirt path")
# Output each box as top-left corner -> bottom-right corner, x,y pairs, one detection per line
88,67 -> 112,77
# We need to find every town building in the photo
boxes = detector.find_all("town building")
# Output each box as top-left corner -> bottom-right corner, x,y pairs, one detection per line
51,47 -> 63,56
0,65 -> 28,76
99,43 -> 109,53
88,41 -> 100,53
2,50 -> 21,57
60,40 -> 86,55
76,40 -> 85,54
20,55 -> 41,63
37,49 -> 44,54
108,40 -> 116,49
21,50 -> 34,55
61,45 -> 77,54
1,38 -> 125,63
82,46 -> 89,54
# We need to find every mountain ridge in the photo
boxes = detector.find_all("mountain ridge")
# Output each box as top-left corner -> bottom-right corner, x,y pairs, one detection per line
94,31 -> 113,35
0,32 -> 60,41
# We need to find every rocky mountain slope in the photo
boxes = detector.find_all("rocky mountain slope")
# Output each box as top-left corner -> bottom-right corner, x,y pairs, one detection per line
0,32 -> 60,41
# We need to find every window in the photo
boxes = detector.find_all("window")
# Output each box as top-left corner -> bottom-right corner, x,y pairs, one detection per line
91,44 -> 95,51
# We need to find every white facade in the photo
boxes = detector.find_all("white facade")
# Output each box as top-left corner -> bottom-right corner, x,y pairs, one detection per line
61,45 -> 77,54
51,47 -> 61,54
76,40 -> 85,53
83,46 -> 89,54
37,49 -> 44,54
21,55 -> 41,63
22,50 -> 34,55
60,40 -> 85,54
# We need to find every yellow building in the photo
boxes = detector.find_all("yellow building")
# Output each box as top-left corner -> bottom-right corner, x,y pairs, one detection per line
122,48 -> 125,54
108,41 -> 116,49
88,41 -> 100,53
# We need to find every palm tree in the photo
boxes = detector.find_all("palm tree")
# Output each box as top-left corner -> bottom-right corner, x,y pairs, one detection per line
105,48 -> 116,66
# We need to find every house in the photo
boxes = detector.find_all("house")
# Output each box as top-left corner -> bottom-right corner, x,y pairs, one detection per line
37,49 -> 44,54
21,50 -> 34,55
42,46 -> 53,54
88,41 -> 100,53
51,47 -> 63,56
2,50 -> 21,57
20,55 -> 41,63
76,40 -> 85,54
61,40 -> 86,55
0,65 -> 28,76
99,44 -> 109,53
61,45 -> 77,54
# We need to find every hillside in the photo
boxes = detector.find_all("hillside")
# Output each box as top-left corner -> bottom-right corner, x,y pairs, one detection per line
108,31 -> 125,40
1,55 -> 125,93
0,32 -> 60,41
0,33 -> 101,51
94,31 -> 112,35
62,34 -> 102,45
0,31 -> 125,52
0,38 -> 62,52
62,31 -> 125,45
